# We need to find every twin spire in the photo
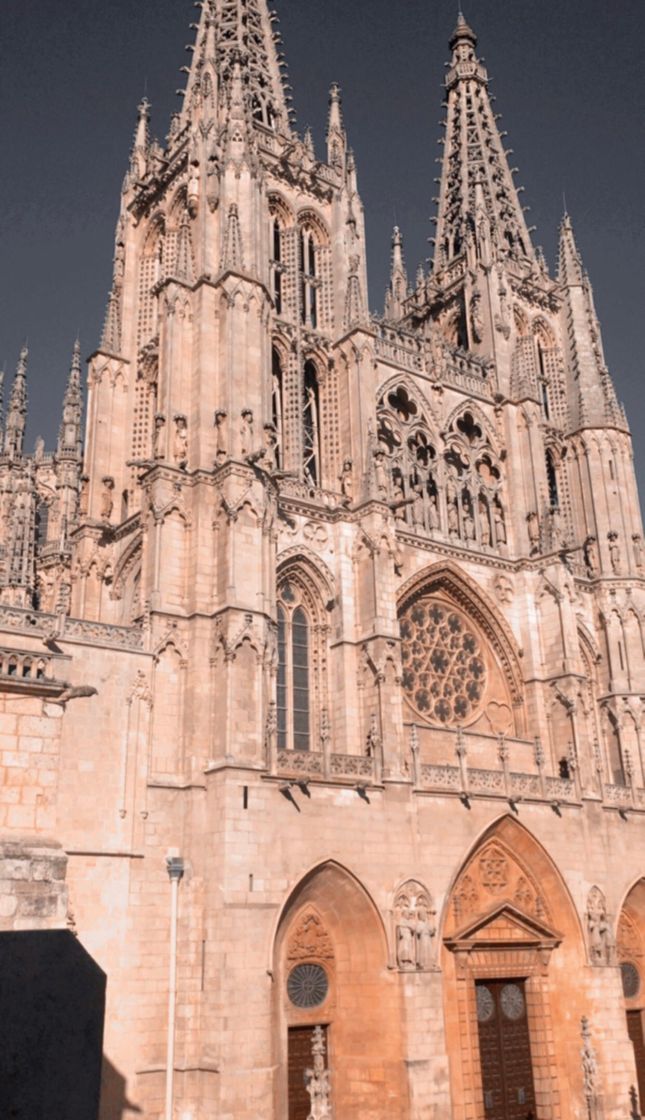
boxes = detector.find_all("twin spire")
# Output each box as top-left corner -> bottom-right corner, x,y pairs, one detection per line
1,342 -> 84,462
432,12 -> 535,272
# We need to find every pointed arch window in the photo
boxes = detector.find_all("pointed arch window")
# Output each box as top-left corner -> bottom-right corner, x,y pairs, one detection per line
272,346 -> 284,471
299,229 -> 318,328
546,450 -> 559,509
278,585 -> 311,752
303,360 -> 321,486
271,218 -> 283,315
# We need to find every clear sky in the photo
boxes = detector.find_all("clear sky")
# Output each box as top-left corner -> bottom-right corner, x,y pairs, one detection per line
1,0 -> 644,500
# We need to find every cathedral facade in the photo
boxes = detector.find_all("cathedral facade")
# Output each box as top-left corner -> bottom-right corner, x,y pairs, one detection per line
1,4 -> 645,1119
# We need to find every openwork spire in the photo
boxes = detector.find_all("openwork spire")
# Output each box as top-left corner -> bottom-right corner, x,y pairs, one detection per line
433,15 -> 535,272
180,0 -> 293,135
58,339 -> 83,458
4,346 -> 28,459
384,227 -> 409,321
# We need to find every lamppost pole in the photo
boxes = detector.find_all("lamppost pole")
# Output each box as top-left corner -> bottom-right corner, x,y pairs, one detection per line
165,854 -> 185,1120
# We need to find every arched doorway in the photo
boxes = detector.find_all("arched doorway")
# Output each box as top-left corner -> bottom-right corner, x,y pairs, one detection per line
441,817 -> 586,1120
618,880 -> 645,1113
273,861 -> 408,1120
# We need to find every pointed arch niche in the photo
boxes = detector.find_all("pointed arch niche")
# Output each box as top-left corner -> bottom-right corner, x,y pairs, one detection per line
398,564 -> 525,760
273,862 -> 408,1120
441,817 -> 586,1120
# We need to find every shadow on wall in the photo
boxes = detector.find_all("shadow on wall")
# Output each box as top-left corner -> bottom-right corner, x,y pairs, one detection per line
100,1057 -> 142,1118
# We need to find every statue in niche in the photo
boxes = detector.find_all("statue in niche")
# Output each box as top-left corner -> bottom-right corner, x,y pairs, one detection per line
392,474 -> 406,520
79,476 -> 89,517
479,497 -> 491,546
446,478 -> 459,538
632,533 -> 644,570
587,887 -> 616,966
173,414 -> 188,469
527,511 -> 540,553
411,480 -> 425,530
584,535 -> 599,576
373,449 -> 389,500
153,413 -> 166,460
427,491 -> 440,531
494,499 -> 507,545
214,409 -> 228,463
396,911 -> 416,969
394,881 -> 436,970
305,1026 -> 332,1120
462,492 -> 475,541
100,476 -> 115,522
240,409 -> 254,458
261,424 -> 278,472
339,458 -> 353,503
608,531 -> 621,574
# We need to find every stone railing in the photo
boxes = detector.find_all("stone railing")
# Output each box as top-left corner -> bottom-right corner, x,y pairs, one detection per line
0,605 -> 145,652
374,330 -> 424,374
276,749 -> 375,784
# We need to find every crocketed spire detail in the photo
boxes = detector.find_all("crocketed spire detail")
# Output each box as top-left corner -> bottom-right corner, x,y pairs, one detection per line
4,346 -> 28,459
433,15 -> 535,271
57,340 -> 83,459
180,0 -> 293,135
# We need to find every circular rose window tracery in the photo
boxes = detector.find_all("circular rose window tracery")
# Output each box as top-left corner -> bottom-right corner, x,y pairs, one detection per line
400,596 -> 487,725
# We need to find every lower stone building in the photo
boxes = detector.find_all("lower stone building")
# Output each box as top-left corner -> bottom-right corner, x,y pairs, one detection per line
1,3 -> 644,1119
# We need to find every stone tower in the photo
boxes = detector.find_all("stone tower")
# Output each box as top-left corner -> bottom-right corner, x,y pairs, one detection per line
1,6 -> 645,1120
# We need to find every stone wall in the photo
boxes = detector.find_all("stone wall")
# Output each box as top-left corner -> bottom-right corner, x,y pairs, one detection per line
0,836 -> 69,931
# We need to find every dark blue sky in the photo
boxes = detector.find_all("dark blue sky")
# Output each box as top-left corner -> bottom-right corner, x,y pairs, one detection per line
2,1 -> 644,498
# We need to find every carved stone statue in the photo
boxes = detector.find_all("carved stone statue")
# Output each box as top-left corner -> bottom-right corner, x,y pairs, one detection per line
608,531 -> 621,574
173,414 -> 188,469
153,413 -> 166,460
339,458 -> 353,503
240,409 -> 254,458
373,450 -> 389,500
479,497 -> 491,546
394,881 -> 436,971
493,500 -> 506,545
396,911 -> 416,969
427,491 -> 440,531
214,409 -> 228,463
633,533 -> 644,570
412,481 -> 425,530
305,1026 -> 332,1120
587,887 -> 616,966
100,476 -> 115,522
527,510 -> 540,552
584,535 -> 599,576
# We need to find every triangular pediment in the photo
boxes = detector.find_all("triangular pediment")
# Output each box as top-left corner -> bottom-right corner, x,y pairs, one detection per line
445,902 -> 562,951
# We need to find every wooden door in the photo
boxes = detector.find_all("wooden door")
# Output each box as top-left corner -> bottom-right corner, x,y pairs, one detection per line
288,1026 -> 327,1120
476,980 -> 536,1120
627,1011 -> 645,1114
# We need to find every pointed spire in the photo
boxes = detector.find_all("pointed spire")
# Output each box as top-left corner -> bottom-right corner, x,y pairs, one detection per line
180,0 -> 292,136
344,254 -> 365,331
384,227 -> 409,320
221,203 -> 245,272
327,83 -> 347,171
433,17 -> 535,273
101,287 -> 122,354
558,212 -> 584,286
175,211 -> 196,284
58,340 -> 83,458
0,367 -> 4,444
130,98 -> 150,179
4,346 -> 28,459
558,212 -> 621,430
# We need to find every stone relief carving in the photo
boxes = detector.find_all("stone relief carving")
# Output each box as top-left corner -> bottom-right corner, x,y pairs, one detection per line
287,909 -> 335,964
586,887 -> 616,966
394,880 -> 436,971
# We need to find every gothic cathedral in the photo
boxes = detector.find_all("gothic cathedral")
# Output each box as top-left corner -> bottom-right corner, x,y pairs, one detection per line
1,5 -> 644,1120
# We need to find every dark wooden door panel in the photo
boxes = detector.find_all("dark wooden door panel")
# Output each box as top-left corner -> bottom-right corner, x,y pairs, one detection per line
627,1011 -> 645,1115
476,980 -> 536,1120
288,1027 -> 314,1120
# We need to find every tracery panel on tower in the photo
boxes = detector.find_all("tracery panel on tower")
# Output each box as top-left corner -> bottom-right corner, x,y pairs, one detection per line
276,567 -> 330,755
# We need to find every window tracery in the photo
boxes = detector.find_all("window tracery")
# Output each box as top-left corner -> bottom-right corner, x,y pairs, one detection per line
277,569 -> 329,753
400,596 -> 487,725
303,360 -> 321,486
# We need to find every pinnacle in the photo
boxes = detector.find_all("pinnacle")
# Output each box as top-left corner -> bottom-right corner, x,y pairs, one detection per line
450,9 -> 477,49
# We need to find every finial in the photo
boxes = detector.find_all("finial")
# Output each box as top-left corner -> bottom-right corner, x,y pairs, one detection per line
450,10 -> 477,50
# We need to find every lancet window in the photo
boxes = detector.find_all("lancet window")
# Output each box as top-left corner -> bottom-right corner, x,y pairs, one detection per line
272,346 -> 284,471
546,450 -> 559,509
276,567 -> 330,755
299,227 -> 318,329
303,360 -> 321,486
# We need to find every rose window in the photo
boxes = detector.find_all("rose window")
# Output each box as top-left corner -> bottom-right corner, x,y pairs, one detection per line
400,597 -> 487,725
